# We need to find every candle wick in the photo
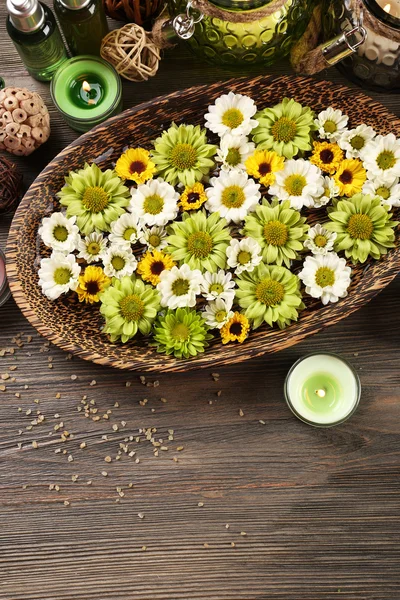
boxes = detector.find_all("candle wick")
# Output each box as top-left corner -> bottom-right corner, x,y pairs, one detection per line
315,389 -> 326,398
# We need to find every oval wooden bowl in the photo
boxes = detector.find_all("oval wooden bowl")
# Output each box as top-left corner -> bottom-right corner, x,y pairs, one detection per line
6,75 -> 400,372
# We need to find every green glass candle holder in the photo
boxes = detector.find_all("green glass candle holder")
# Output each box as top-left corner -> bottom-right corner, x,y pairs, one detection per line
50,55 -> 122,133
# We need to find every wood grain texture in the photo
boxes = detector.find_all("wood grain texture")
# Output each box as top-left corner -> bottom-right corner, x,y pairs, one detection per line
1,1 -> 400,599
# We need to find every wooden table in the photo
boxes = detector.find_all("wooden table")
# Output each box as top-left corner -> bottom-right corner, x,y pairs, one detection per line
1,4 -> 400,599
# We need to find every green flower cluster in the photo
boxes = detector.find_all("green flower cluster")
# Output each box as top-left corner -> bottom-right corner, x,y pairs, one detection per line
153,308 -> 212,359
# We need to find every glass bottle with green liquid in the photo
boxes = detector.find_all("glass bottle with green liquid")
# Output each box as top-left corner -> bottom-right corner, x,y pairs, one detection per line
54,0 -> 109,56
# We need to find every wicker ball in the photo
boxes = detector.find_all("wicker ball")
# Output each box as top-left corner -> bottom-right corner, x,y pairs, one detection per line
0,87 -> 50,157
103,0 -> 163,26
0,156 -> 23,215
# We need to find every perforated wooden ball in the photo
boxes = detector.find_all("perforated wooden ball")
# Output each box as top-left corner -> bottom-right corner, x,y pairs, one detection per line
0,155 -> 23,215
102,0 -> 164,27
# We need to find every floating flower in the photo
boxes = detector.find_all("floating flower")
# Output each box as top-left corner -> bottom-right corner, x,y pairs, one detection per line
77,232 -> 108,263
299,253 -> 351,305
363,176 -> 400,208
243,199 -> 309,267
220,311 -> 250,344
304,224 -> 337,255
179,182 -> 207,211
76,265 -> 110,304
157,263 -> 203,309
333,159 -> 366,197
252,98 -> 314,159
235,263 -> 303,329
151,123 -> 217,187
102,245 -> 138,279
205,92 -> 258,138
130,178 -> 179,227
58,163 -> 130,236
109,212 -> 142,247
200,269 -> 236,303
226,237 -> 262,275
38,212 -> 79,254
114,148 -> 156,184
314,176 -> 340,208
325,193 -> 399,263
139,225 -> 168,251
338,124 -> 376,159
203,298 -> 234,329
362,133 -> 400,180
245,149 -> 285,187
100,275 -> 160,342
215,133 -> 255,171
137,250 -> 176,286
310,141 -> 343,174
314,107 -> 348,142
153,307 -> 212,359
167,210 -> 231,273
38,252 -> 80,301
269,159 -> 325,210
205,170 -> 261,224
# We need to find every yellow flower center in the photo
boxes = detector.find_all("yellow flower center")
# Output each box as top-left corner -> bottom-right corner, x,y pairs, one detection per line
263,220 -> 288,246
170,143 -> 197,171
376,185 -> 390,200
255,278 -> 285,306
119,294 -> 145,322
350,135 -> 365,150
226,147 -> 241,166
187,231 -> 213,258
111,256 -> 126,271
237,250 -> 251,265
222,108 -> 244,130
376,150 -> 396,170
323,120 -> 337,134
54,267 -> 71,285
53,225 -> 68,242
215,310 -> 227,323
271,117 -> 297,143
82,186 -> 110,213
171,322 -> 190,342
210,282 -> 224,294
143,194 -> 164,215
171,278 -> 190,296
148,233 -> 161,247
87,241 -> 101,255
315,266 -> 335,287
123,227 -> 136,240
284,174 -> 307,196
221,185 -> 245,208
347,213 -> 373,240
314,234 -> 327,247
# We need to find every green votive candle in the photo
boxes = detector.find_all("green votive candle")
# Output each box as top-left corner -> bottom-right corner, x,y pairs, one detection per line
50,55 -> 122,132
284,353 -> 361,427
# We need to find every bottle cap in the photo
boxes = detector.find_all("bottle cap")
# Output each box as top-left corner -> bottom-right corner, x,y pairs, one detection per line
7,0 -> 45,32
57,0 -> 91,9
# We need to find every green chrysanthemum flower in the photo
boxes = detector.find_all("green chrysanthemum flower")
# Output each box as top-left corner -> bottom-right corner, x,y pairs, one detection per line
167,210 -> 232,273
235,263 -> 304,329
151,123 -> 217,187
100,275 -> 160,343
58,163 -> 130,236
152,307 -> 213,359
325,193 -> 399,264
243,199 -> 309,267
252,98 -> 314,159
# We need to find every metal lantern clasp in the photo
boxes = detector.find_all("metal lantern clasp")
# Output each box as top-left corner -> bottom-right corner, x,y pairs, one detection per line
321,9 -> 367,66
172,1 -> 204,40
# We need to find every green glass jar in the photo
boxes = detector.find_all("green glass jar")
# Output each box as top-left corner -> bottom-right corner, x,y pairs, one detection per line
168,0 -> 312,66
54,0 -> 109,57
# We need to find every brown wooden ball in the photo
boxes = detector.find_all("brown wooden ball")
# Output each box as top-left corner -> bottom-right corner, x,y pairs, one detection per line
0,155 -> 23,215
102,0 -> 164,27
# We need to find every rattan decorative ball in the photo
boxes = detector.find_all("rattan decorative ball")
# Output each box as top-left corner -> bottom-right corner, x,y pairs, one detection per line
0,156 -> 23,215
0,87 -> 50,157
102,0 -> 163,26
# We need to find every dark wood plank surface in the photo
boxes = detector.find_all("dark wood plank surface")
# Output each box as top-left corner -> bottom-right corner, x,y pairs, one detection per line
1,3 -> 400,598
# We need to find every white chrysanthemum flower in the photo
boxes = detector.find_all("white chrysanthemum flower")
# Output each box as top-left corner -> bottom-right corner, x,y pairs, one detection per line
362,133 -> 400,180
139,225 -> 168,251
298,253 -> 351,305
157,263 -> 203,309
338,124 -> 376,159
38,212 -> 79,254
314,175 -> 340,208
200,269 -> 236,303
363,175 -> 400,208
202,298 -> 234,329
109,212 -> 141,247
38,251 -> 80,300
269,159 -> 325,209
304,224 -> 337,255
77,232 -> 107,263
215,133 -> 255,172
205,170 -> 261,224
226,237 -> 262,275
314,107 -> 348,142
102,245 -> 137,279
130,177 -> 179,226
204,92 -> 258,138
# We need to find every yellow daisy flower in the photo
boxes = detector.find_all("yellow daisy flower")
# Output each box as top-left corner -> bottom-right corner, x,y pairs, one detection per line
310,141 -> 344,174
137,250 -> 176,286
220,312 -> 250,344
179,182 -> 207,211
76,266 -> 110,304
245,149 -> 285,187
334,159 -> 367,197
115,148 -> 156,184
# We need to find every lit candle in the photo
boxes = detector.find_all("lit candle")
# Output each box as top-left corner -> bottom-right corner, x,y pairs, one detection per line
377,0 -> 400,18
50,55 -> 122,133
0,248 -> 11,307
284,353 -> 361,427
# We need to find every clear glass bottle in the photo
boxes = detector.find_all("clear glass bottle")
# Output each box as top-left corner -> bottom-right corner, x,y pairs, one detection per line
6,0 -> 68,82
53,0 -> 109,57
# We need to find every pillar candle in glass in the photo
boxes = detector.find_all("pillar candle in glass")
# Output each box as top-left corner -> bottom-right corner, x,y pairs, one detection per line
284,353 -> 361,427
0,249 -> 12,307
51,55 -> 122,132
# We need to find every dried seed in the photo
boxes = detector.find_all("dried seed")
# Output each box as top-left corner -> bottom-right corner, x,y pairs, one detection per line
112,424 -> 119,431
80,442 -> 86,449
67,455 -> 74,462
104,456 -> 112,463
32,440 -> 38,449
63,500 -> 70,507
259,420 -> 266,425
240,531 -> 247,536
71,375 -> 77,381
101,471 -> 108,477
198,502 -> 204,507
138,513 -> 144,519
239,409 -> 244,417
89,380 -> 96,386
176,446 -> 184,451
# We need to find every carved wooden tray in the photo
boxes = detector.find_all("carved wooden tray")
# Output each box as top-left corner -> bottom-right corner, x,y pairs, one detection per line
6,75 -> 400,372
